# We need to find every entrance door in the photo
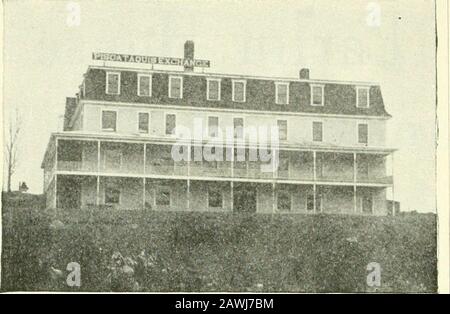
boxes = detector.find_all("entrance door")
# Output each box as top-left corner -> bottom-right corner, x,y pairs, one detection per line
361,195 -> 373,214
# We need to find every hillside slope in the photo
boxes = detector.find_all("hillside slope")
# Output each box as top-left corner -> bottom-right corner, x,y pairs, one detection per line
1,197 -> 437,292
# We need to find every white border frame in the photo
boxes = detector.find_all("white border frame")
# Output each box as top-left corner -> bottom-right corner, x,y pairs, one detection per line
310,84 -> 325,106
275,82 -> 290,105
137,73 -> 152,97
232,79 -> 247,102
168,75 -> 183,99
106,71 -> 121,95
356,86 -> 370,108
207,78 -> 221,101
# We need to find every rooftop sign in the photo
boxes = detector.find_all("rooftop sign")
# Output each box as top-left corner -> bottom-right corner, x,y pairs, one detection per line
92,52 -> 210,68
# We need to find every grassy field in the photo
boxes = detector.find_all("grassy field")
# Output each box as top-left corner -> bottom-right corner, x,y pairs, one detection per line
1,192 -> 437,292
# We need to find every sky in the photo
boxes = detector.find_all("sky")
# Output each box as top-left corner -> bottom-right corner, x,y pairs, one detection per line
2,0 -> 437,212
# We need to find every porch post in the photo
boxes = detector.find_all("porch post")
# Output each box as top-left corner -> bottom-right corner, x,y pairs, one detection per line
353,153 -> 357,213
143,177 -> 146,210
187,144 -> 191,210
230,181 -> 234,211
272,182 -> 276,213
187,180 -> 190,210
55,137 -> 59,172
313,151 -> 317,213
392,152 -> 395,216
97,140 -> 101,173
96,176 -> 100,206
54,138 -> 58,209
230,145 -> 234,211
143,143 -> 147,175
54,174 -> 58,209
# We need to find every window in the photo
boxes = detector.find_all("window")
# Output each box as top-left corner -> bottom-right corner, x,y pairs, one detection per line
105,185 -> 120,205
138,74 -> 152,96
357,87 -> 369,108
232,80 -> 246,102
102,110 -> 117,132
277,120 -> 287,141
358,160 -> 369,178
138,112 -> 149,133
207,79 -> 221,101
106,72 -> 120,95
204,147 -> 218,169
358,123 -> 368,144
233,117 -> 244,139
275,82 -> 289,105
234,148 -> 247,169
279,156 -> 289,172
277,190 -> 291,211
208,188 -> 223,208
311,84 -> 324,106
361,195 -> 373,214
156,187 -> 171,206
306,195 -> 314,211
165,114 -> 176,135
208,116 -> 219,137
313,121 -> 323,142
169,76 -> 183,98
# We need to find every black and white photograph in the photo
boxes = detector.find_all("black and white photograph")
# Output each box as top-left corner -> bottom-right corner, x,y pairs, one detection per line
1,0 -> 448,296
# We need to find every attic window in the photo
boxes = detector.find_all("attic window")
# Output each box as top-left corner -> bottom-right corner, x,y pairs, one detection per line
232,80 -> 246,102
106,72 -> 120,95
169,76 -> 183,99
138,74 -> 152,97
357,87 -> 370,108
207,78 -> 221,101
311,84 -> 324,106
275,82 -> 289,105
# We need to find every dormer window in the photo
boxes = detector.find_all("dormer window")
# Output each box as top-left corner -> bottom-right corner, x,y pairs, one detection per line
275,82 -> 289,105
138,74 -> 152,97
311,84 -> 324,106
207,78 -> 221,101
169,76 -> 183,99
232,80 -> 246,102
106,72 -> 120,95
357,87 -> 370,108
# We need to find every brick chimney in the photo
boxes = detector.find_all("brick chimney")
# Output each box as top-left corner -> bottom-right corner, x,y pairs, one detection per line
299,68 -> 310,80
184,40 -> 195,72
63,97 -> 77,131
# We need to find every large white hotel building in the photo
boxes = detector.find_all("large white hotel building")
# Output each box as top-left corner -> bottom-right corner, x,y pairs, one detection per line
41,41 -> 395,215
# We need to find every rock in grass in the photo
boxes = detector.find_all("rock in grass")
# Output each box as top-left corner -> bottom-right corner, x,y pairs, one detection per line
49,220 -> 65,230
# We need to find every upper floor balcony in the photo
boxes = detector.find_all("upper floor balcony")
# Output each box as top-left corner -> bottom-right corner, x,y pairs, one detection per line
42,134 -> 395,187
